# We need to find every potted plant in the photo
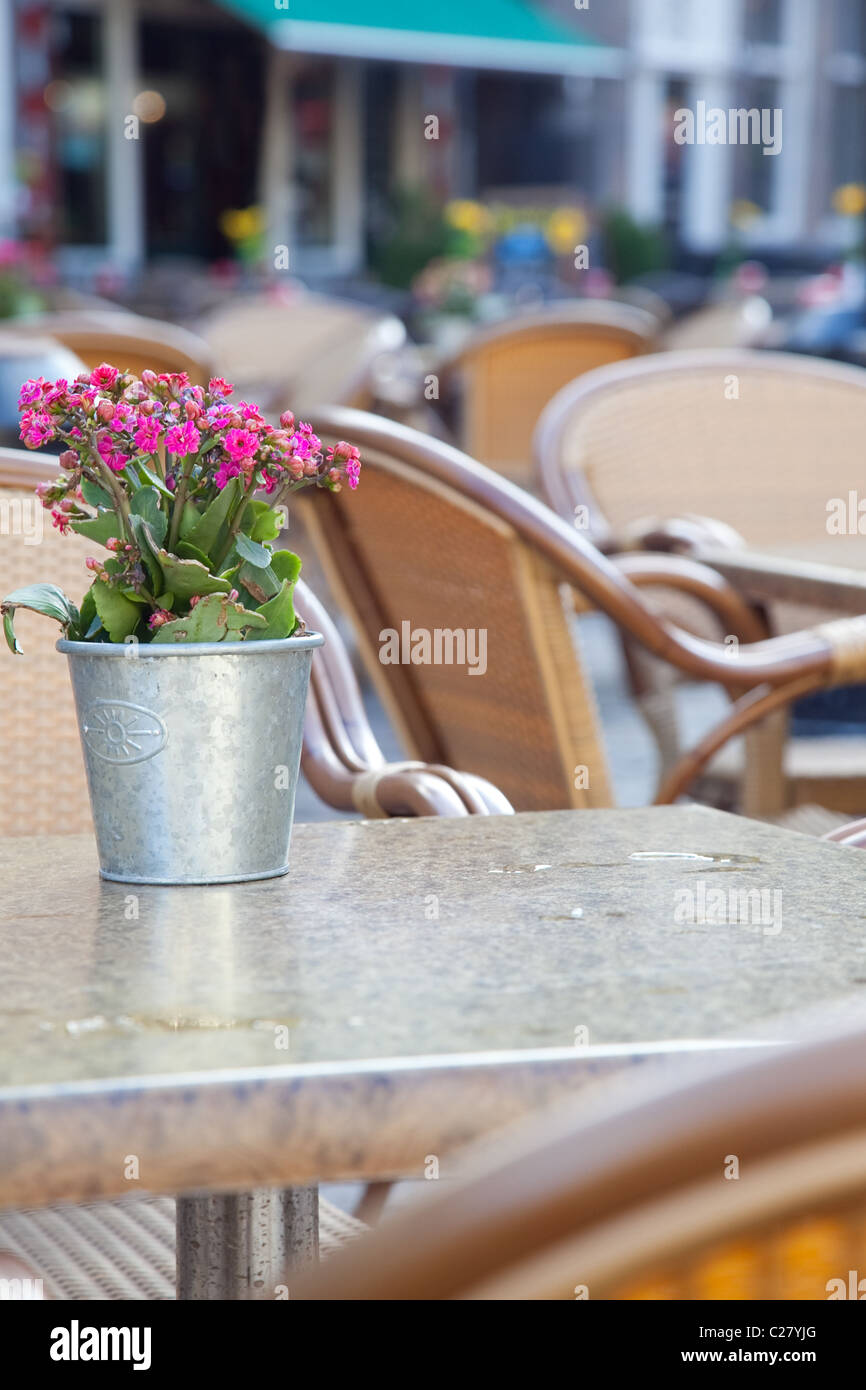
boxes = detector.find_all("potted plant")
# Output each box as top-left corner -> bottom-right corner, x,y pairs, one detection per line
1,365 -> 361,885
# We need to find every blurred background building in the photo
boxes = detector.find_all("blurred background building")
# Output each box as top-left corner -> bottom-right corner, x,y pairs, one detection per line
0,1 -> 864,313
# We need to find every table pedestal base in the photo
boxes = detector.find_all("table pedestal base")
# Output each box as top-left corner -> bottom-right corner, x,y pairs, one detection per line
176,1186 -> 319,1299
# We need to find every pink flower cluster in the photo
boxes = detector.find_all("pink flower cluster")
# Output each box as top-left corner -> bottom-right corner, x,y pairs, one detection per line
18,365 -> 362,505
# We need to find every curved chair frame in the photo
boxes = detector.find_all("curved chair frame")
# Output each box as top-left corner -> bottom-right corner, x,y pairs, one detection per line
300,407 -> 866,808
9,311 -> 216,386
436,300 -> 658,481
292,1017 -> 866,1300
534,347 -> 866,552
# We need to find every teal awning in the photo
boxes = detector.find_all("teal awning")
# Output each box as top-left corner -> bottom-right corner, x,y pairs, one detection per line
218,0 -> 620,75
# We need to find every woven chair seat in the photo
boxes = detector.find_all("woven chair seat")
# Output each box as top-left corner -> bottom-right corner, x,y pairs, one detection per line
0,1195 -> 366,1300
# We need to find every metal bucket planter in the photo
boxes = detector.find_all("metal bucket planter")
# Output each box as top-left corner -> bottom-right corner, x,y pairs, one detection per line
57,632 -> 324,885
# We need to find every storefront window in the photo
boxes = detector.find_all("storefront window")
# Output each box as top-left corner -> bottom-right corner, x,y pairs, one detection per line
48,9 -> 107,246
831,82 -> 866,187
743,0 -> 784,45
293,64 -> 335,247
835,0 -> 866,56
732,79 -> 782,219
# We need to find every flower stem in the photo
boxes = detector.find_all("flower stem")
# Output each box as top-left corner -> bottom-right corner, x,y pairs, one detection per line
212,475 -> 258,571
94,455 -> 133,541
167,453 -> 196,552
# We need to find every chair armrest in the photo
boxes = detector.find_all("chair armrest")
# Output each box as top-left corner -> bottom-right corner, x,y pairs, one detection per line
823,818 -> 866,849
612,514 -> 747,556
296,578 -> 513,818
613,551 -> 768,645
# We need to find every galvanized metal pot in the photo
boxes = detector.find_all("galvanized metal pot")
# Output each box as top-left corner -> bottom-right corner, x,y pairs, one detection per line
57,632 -> 324,885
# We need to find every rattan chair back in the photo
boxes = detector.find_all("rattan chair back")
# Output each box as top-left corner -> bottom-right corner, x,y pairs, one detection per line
442,301 -> 657,481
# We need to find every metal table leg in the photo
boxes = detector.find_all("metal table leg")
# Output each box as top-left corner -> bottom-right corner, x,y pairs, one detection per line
176,1186 -> 319,1299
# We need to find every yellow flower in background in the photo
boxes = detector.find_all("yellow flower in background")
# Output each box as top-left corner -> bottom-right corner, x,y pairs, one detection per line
444,200 -> 489,236
730,199 -> 762,229
833,182 -> 866,217
546,207 -> 588,255
219,205 -> 265,243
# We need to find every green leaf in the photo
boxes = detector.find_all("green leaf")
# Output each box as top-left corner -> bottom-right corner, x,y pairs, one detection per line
270,549 -> 302,585
176,540 -> 212,566
0,583 -> 79,653
92,581 -> 141,642
130,486 -> 168,547
3,609 -> 20,654
70,510 -> 122,547
73,583 -> 98,640
184,475 -> 241,560
127,515 -> 164,594
238,562 -> 280,604
81,479 -> 114,509
246,578 -> 298,640
235,532 -> 272,568
178,501 -> 202,539
154,592 -> 175,610
155,550 -> 232,602
150,592 -> 268,644
135,461 -> 175,499
240,499 -> 282,544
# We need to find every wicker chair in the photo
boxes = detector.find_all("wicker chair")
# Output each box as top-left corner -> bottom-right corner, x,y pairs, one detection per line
292,1016 -> 866,1300
295,407 -> 866,814
196,290 -> 407,417
534,349 -> 866,814
435,301 -> 657,484
9,311 -> 215,386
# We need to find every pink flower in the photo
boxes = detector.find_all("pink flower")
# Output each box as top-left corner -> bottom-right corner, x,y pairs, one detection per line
158,371 -> 190,391
261,469 -> 279,494
279,410 -> 295,430
58,449 -> 78,470
148,609 -> 175,631
165,420 -> 201,456
96,432 -> 129,472
214,459 -> 242,491
223,428 -> 258,463
328,441 -> 361,490
208,376 -> 234,398
19,408 -> 55,449
133,417 -> 162,452
288,422 -> 321,460
43,380 -> 69,408
50,508 -> 71,535
18,377 -> 45,407
90,363 -> 119,389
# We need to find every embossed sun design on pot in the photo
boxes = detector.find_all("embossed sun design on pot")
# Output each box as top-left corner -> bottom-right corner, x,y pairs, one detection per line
81,700 -> 167,765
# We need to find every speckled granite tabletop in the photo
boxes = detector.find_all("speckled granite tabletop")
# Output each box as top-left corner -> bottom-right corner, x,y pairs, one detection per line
1,806 -> 864,1205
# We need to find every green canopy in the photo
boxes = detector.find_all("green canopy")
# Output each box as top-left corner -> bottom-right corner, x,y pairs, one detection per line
217,0 -> 619,74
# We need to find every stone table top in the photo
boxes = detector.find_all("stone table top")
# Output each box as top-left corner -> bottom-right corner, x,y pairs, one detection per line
1,806 -> 864,1206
